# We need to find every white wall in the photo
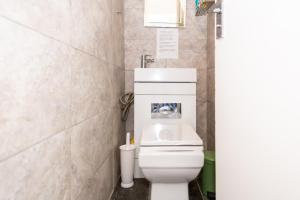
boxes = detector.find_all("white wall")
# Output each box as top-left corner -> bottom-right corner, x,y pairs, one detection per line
216,0 -> 300,199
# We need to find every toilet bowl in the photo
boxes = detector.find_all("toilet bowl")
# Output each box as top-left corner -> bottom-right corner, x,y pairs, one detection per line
139,123 -> 204,200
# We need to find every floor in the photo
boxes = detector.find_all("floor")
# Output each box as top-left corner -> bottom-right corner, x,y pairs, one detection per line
110,179 -> 204,200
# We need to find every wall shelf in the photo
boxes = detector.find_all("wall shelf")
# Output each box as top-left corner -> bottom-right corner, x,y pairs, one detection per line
195,0 -> 224,39
195,0 -> 216,16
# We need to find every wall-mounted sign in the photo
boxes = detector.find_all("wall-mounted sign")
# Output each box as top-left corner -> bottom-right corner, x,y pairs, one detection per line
156,28 -> 179,59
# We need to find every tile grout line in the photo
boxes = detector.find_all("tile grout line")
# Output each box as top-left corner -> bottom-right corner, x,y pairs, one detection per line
69,36 -> 74,200
0,14 -> 123,69
73,150 -> 114,200
0,61 -> 123,163
0,111 -> 105,164
0,129 -> 66,164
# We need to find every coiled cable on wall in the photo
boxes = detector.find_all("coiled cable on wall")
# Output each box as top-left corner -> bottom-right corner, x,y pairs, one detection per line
119,93 -> 134,121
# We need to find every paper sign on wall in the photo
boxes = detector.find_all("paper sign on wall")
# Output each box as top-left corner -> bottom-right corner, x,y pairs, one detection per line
156,28 -> 178,59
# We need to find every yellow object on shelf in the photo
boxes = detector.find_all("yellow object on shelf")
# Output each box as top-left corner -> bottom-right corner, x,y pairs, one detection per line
130,136 -> 134,144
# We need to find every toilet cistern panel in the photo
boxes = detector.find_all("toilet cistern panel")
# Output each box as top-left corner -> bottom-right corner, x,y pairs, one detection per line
134,94 -> 196,147
141,123 -> 203,146
134,68 -> 197,178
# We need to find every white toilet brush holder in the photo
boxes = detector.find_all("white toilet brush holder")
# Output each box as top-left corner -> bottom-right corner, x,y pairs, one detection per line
120,133 -> 136,188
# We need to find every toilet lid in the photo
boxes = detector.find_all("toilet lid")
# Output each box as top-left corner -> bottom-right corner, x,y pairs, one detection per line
140,123 -> 203,146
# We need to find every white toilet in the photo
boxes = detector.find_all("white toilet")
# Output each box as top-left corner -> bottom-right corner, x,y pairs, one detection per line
134,68 -> 204,200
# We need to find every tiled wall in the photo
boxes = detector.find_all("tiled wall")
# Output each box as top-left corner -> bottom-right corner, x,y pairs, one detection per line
207,13 -> 216,150
124,0 -> 210,147
0,0 -> 124,199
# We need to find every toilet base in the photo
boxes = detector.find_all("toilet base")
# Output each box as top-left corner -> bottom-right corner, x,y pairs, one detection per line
150,182 -> 188,200
121,181 -> 134,188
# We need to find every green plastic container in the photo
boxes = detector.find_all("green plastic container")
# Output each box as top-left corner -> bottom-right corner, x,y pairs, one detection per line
200,151 -> 216,198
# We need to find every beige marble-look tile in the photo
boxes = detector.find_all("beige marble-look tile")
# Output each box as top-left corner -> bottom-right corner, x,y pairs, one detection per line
107,67 -> 125,109
124,8 -> 155,40
207,13 -> 215,150
111,101 -> 124,186
71,0 -> 112,62
0,131 -> 70,200
207,101 -> 215,150
98,154 -> 115,200
112,146 -> 121,187
207,44 -> 215,70
196,100 -> 207,148
125,39 -> 144,53
125,40 -> 143,69
112,106 -> 125,148
112,0 -> 124,13
0,0 -> 72,43
179,24 -> 207,45
125,106 -> 134,133
124,0 -> 144,9
0,18 -> 71,160
179,32 -> 207,53
70,111 -> 114,199
112,0 -> 124,68
207,68 -> 215,102
112,107 -> 124,186
166,50 -> 207,69
75,154 -> 114,200
207,15 -> 215,73
198,51 -> 208,69
70,53 -> 112,125
112,11 -> 125,68
207,13 -> 216,37
197,68 -> 208,102
125,70 -> 134,93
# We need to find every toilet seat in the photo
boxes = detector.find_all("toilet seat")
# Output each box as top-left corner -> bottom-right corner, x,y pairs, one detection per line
139,146 -> 204,168
139,123 -> 204,169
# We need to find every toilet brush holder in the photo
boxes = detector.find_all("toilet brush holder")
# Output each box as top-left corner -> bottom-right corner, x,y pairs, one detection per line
120,144 -> 136,188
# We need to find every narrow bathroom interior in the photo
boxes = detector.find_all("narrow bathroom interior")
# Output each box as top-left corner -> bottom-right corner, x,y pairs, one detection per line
1,0 -> 300,200
0,0 -> 215,199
